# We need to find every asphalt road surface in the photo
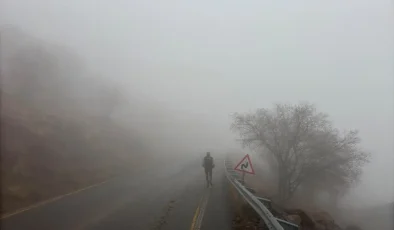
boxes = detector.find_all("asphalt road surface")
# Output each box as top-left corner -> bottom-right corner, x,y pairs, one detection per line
1,156 -> 232,230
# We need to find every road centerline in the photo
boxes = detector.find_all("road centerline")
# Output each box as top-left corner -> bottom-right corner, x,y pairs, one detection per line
190,188 -> 211,230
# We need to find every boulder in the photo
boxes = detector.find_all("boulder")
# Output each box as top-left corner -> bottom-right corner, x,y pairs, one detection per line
286,214 -> 302,226
285,208 -> 315,228
311,211 -> 342,230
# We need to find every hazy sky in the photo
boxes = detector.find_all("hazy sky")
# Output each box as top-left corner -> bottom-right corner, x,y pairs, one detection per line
1,0 -> 393,205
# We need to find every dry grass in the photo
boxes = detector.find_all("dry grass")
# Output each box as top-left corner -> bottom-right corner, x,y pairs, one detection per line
0,95 -> 147,215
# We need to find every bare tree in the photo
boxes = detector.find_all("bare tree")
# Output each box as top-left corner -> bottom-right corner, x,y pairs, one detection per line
231,103 -> 370,202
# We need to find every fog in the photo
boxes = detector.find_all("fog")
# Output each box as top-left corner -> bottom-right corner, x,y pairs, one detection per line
1,0 -> 393,209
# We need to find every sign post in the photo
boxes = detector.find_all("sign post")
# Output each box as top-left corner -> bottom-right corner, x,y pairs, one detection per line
234,154 -> 255,185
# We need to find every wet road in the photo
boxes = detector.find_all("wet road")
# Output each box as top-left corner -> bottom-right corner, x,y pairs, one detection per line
1,156 -> 231,230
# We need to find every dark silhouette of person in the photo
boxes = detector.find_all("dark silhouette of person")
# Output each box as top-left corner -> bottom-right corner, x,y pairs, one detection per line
202,152 -> 215,187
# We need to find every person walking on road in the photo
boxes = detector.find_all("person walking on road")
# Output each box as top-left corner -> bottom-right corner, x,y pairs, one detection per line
202,152 -> 215,188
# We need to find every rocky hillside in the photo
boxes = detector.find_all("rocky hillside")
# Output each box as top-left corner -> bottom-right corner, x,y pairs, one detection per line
0,28 -> 147,215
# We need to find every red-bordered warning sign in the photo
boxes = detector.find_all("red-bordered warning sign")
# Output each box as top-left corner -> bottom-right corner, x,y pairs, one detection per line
234,154 -> 255,174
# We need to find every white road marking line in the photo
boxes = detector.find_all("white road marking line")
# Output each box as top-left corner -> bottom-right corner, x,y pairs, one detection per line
1,180 -> 108,219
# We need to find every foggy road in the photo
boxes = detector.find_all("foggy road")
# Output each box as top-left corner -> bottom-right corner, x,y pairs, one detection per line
1,157 -> 232,230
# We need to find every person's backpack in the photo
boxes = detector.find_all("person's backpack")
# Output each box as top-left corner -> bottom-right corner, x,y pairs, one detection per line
204,156 -> 214,168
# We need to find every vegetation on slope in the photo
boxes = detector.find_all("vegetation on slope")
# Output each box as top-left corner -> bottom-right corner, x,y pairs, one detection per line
0,28 -> 146,215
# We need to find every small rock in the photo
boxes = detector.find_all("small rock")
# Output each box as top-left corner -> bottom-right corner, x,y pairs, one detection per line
234,215 -> 242,223
286,214 -> 302,226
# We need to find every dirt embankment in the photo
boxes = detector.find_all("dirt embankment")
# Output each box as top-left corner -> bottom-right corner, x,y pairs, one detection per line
0,95 -> 147,215
226,153 -> 378,230
0,28 -> 152,216
242,167 -> 394,230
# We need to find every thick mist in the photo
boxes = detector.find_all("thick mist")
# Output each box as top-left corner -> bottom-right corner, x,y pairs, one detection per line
1,0 -> 393,210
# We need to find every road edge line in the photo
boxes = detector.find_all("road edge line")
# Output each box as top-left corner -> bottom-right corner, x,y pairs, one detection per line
1,180 -> 109,219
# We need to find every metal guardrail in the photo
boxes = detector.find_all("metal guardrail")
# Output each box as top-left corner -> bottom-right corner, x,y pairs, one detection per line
224,157 -> 300,230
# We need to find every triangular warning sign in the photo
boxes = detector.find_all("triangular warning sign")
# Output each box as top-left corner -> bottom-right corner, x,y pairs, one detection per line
234,154 -> 255,174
